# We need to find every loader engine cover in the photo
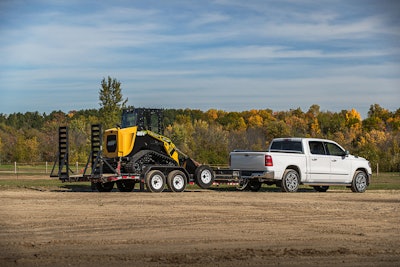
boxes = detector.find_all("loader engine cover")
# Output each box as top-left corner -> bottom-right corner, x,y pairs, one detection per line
103,127 -> 138,158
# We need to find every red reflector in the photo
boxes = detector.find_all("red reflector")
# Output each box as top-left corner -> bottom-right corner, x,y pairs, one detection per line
265,155 -> 273,166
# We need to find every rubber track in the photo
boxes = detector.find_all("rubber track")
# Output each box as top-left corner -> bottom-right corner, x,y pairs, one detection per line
125,150 -> 177,173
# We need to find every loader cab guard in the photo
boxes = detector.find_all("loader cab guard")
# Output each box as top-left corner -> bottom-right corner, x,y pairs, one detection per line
122,108 -> 163,134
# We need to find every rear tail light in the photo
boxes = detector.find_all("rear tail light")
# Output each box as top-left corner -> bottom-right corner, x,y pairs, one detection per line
265,155 -> 273,166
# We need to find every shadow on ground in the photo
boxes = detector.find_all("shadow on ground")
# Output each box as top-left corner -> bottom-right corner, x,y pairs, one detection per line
55,183 -> 320,193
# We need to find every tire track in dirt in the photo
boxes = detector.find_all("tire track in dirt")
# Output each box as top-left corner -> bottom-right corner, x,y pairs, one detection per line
1,189 -> 399,266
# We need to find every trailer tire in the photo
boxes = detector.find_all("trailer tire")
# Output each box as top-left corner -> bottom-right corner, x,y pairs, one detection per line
145,170 -> 166,193
195,165 -> 215,189
167,170 -> 187,192
116,180 -> 135,192
95,182 -> 114,192
281,169 -> 299,192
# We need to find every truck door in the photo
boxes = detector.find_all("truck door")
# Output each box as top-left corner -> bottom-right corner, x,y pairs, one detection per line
308,141 -> 331,182
324,142 -> 351,182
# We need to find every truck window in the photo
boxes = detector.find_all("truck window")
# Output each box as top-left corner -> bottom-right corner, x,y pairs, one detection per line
325,142 -> 345,156
270,140 -> 303,153
309,141 -> 326,155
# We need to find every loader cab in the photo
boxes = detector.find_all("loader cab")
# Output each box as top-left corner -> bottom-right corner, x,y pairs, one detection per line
103,108 -> 164,158
121,108 -> 163,134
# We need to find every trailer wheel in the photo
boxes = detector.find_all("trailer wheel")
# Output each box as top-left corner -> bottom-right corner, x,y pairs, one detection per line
116,180 -> 135,192
195,165 -> 215,189
95,182 -> 114,192
281,169 -> 299,192
236,178 -> 249,191
167,170 -> 187,192
351,170 -> 368,193
145,170 -> 166,193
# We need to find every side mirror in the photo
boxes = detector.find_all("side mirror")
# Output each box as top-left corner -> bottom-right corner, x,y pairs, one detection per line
344,150 -> 350,157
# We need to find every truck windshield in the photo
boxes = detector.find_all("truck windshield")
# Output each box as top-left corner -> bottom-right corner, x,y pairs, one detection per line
270,140 -> 303,153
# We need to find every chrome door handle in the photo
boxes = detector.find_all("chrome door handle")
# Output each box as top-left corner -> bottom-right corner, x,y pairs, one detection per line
312,158 -> 317,161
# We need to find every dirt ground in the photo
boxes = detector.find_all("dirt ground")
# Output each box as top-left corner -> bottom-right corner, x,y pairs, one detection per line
0,183 -> 399,267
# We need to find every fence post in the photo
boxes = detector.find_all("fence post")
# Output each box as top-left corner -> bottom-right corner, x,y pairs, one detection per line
14,162 -> 17,174
46,161 -> 48,174
76,162 -> 78,173
376,163 -> 379,177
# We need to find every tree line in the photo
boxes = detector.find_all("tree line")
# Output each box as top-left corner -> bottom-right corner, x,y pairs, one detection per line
0,104 -> 399,171
0,76 -> 399,171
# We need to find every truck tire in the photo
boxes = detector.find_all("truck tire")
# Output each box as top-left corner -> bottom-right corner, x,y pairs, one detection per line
95,182 -> 114,192
281,169 -> 299,192
351,170 -> 368,193
167,170 -> 187,192
313,186 -> 329,192
116,180 -> 135,192
195,165 -> 215,189
246,180 -> 262,192
145,170 -> 166,193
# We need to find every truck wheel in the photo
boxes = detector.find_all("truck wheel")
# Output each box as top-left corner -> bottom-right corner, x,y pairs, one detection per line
313,186 -> 329,192
145,170 -> 166,193
351,171 -> 368,193
167,170 -> 187,192
116,180 -> 135,192
246,180 -> 262,192
95,182 -> 114,192
281,169 -> 299,192
195,165 -> 215,189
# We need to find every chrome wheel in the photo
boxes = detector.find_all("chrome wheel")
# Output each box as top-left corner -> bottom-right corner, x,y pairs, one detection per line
351,171 -> 368,193
281,169 -> 299,192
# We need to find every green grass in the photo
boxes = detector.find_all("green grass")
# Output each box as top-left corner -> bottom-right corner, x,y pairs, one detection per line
0,172 -> 398,192
0,163 -> 82,175
367,172 -> 400,190
0,163 -> 49,170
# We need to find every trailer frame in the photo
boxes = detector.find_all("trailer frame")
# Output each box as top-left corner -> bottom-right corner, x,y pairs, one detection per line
51,125 -> 274,191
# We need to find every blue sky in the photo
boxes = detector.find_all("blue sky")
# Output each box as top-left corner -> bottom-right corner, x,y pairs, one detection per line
0,0 -> 399,118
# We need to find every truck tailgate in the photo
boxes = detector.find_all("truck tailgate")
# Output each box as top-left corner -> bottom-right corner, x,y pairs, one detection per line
230,151 -> 268,170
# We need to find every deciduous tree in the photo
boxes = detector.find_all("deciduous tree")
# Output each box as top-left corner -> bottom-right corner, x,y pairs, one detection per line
99,76 -> 128,129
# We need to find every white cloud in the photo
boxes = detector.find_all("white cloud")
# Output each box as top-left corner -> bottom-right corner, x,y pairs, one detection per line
189,12 -> 230,27
184,45 -> 397,61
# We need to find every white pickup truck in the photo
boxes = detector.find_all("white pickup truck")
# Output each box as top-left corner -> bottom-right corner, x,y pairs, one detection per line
229,138 -> 372,193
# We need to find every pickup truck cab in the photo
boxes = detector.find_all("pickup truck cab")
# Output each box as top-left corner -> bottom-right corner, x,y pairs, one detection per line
229,138 -> 372,193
